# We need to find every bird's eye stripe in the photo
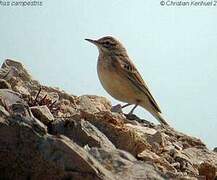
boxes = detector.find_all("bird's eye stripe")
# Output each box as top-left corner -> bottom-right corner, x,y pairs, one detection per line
102,41 -> 116,46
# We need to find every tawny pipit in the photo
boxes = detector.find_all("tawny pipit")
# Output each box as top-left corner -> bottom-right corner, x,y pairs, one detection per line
85,36 -> 169,125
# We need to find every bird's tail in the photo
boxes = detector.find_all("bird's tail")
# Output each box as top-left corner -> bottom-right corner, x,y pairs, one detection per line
140,103 -> 169,126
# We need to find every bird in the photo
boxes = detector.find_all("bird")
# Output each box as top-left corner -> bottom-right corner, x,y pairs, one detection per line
85,36 -> 169,125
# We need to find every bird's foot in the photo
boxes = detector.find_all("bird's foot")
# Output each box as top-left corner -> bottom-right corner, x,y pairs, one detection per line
124,113 -> 155,127
111,103 -> 132,113
111,104 -> 123,113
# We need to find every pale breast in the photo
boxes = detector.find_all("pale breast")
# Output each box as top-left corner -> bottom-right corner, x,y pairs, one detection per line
97,56 -> 141,104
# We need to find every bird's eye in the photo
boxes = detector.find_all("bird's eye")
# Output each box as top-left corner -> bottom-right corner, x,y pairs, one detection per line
104,41 -> 110,46
102,40 -> 116,48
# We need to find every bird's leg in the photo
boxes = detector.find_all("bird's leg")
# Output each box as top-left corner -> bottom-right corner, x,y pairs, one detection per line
111,103 -> 132,113
121,103 -> 131,109
128,104 -> 138,115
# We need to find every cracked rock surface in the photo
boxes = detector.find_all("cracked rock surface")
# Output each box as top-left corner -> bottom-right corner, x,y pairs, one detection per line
0,59 -> 216,180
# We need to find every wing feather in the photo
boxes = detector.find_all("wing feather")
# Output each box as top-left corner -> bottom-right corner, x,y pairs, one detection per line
116,56 -> 162,113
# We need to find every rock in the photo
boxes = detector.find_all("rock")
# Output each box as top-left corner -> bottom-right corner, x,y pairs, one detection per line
0,116 -> 50,179
39,135 -> 114,180
1,59 -> 32,82
76,95 -> 111,114
11,103 -> 32,117
79,111 -> 151,156
124,124 -> 165,153
158,125 -> 206,149
182,147 -> 217,167
50,118 -> 116,150
0,114 -> 113,179
147,131 -> 165,149
0,60 -> 41,100
55,99 -> 77,117
0,89 -> 26,107
31,105 -> 54,125
125,123 -> 157,135
14,85 -> 30,96
0,59 -> 217,179
138,149 -> 176,173
89,148 -> 167,180
41,86 -> 76,103
0,105 -> 10,117
213,147 -> 217,152
174,151 -> 198,174
138,149 -> 161,161
0,79 -> 11,89
198,162 -> 216,180
0,89 -> 31,117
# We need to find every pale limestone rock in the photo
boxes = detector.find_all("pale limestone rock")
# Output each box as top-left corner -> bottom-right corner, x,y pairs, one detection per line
31,105 -> 54,125
76,95 -> 111,114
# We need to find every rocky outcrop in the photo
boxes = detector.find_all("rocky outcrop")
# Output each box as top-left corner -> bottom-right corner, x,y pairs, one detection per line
0,59 -> 216,180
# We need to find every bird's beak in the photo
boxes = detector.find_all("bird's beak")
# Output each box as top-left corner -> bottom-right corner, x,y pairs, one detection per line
85,38 -> 98,46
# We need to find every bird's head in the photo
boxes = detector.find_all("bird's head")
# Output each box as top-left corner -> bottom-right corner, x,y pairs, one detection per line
85,36 -> 126,54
